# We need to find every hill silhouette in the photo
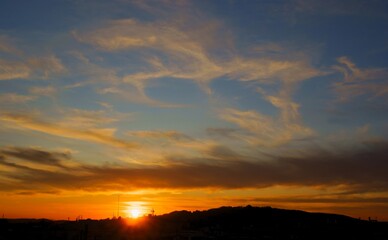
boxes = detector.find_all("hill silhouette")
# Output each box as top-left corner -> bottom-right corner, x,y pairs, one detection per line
0,206 -> 387,240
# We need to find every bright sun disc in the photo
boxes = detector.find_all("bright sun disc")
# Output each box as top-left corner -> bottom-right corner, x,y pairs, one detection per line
130,208 -> 141,218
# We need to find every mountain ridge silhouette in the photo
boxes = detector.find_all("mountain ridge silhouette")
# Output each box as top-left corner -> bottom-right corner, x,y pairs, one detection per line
1,205 -> 387,240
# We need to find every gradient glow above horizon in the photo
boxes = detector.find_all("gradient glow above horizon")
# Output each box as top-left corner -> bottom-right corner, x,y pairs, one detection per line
1,0 -> 388,220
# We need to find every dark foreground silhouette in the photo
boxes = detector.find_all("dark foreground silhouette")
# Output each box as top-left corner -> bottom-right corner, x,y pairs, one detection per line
1,206 -> 387,240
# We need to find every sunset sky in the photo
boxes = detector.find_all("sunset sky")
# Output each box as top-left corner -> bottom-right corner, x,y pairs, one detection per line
1,0 -> 388,221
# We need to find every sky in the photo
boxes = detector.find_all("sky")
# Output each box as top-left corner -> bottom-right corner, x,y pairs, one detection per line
1,0 -> 388,221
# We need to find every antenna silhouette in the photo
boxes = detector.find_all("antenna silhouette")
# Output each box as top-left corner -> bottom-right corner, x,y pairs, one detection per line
117,194 -> 120,217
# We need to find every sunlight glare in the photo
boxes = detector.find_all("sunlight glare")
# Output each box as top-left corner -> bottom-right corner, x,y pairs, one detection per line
130,208 -> 141,218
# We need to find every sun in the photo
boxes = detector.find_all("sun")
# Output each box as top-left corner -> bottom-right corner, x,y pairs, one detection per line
130,208 -> 141,218
125,201 -> 147,219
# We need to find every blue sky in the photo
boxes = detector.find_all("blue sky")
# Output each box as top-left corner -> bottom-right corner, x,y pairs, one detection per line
1,0 -> 388,220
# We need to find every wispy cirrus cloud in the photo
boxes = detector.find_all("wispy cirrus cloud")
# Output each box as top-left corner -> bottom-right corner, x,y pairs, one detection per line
65,51 -> 121,85
0,112 -> 138,150
99,86 -> 186,108
66,51 -> 187,108
0,59 -> 31,80
58,108 -> 120,129
219,78 -> 314,147
119,130 -> 219,166
0,35 -> 22,55
0,93 -> 36,103
0,55 -> 65,81
206,127 -> 240,139
27,55 -> 66,79
292,0 -> 388,17
29,86 -> 57,97
220,107 -> 314,147
0,35 -> 65,81
75,18 -> 323,96
333,56 -> 388,102
226,57 -> 321,84
73,18 -> 325,145
74,18 -> 222,94
127,130 -> 193,141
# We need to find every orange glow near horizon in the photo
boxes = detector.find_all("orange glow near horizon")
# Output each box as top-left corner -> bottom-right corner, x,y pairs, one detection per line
1,0 -> 388,230
1,189 -> 388,221
125,201 -> 148,219
129,208 -> 141,218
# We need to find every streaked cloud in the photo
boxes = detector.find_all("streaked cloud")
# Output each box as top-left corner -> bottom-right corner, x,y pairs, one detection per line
0,0 -> 387,220
0,35 -> 22,55
219,96 -> 314,146
206,128 -> 240,139
0,56 -> 65,81
1,140 -> 387,193
99,86 -> 186,108
75,18 -> 222,95
222,110 -> 309,146
0,59 -> 31,80
29,86 -> 57,97
293,0 -> 388,17
27,56 -> 66,79
0,113 -> 138,150
120,131 -> 218,166
0,146 -> 71,168
75,18 -> 323,99
0,34 -> 66,81
0,93 -> 36,103
127,130 -> 192,141
65,51 -> 121,85
58,108 -> 120,129
333,56 -> 388,101
226,57 -> 321,84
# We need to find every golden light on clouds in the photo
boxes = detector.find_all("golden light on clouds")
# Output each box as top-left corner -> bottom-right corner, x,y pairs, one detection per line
0,0 -> 388,221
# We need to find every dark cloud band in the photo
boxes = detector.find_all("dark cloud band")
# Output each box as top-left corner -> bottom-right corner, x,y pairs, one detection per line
1,140 -> 387,193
